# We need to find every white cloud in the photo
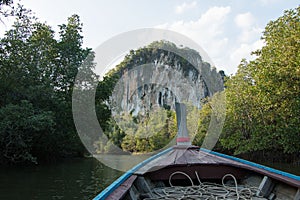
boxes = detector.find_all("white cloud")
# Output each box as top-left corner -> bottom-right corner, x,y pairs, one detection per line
159,6 -> 231,50
157,6 -> 231,71
238,27 -> 263,43
229,12 -> 264,74
234,12 -> 263,43
258,0 -> 280,6
230,39 -> 264,68
235,12 -> 255,29
175,1 -> 197,14
156,6 -> 265,75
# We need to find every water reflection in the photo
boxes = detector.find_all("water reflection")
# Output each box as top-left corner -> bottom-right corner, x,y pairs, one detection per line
94,154 -> 150,172
0,158 -> 122,200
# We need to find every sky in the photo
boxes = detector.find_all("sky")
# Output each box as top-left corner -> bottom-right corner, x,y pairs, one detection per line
1,0 -> 299,75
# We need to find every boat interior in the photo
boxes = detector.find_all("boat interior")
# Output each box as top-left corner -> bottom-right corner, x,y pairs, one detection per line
109,163 -> 300,200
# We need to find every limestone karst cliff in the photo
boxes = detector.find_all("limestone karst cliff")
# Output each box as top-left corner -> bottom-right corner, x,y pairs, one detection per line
109,40 -> 224,117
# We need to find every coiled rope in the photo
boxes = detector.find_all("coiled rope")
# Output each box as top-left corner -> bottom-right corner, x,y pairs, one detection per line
144,171 -> 265,200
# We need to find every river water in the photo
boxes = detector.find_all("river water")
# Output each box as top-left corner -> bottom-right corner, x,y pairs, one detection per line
0,157 -> 299,200
0,158 -> 122,200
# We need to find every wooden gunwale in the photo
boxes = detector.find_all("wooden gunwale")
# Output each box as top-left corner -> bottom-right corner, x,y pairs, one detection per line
95,146 -> 300,199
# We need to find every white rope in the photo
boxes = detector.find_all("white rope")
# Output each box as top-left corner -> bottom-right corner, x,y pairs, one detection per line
169,171 -> 194,187
222,174 -> 240,199
144,171 -> 266,200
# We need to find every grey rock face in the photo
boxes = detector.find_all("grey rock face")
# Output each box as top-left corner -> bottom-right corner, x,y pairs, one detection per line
110,47 -> 224,116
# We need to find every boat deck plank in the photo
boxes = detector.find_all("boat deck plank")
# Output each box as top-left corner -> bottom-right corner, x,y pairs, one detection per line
134,146 -> 300,188
106,175 -> 137,200
135,146 -> 227,174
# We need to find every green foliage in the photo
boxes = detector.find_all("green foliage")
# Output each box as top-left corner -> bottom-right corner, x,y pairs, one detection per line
0,12 -> 97,164
0,101 -> 55,164
220,6 -> 300,155
120,109 -> 177,153
94,108 -> 177,153
191,6 -> 300,159
192,99 -> 211,146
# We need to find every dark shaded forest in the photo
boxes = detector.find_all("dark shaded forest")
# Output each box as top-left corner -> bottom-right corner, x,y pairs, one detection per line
0,3 -> 96,164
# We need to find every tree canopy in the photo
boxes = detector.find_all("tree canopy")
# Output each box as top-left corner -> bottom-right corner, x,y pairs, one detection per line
0,11 -> 97,164
219,6 -> 300,156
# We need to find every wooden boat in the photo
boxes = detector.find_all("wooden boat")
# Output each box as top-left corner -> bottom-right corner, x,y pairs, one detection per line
94,104 -> 300,200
